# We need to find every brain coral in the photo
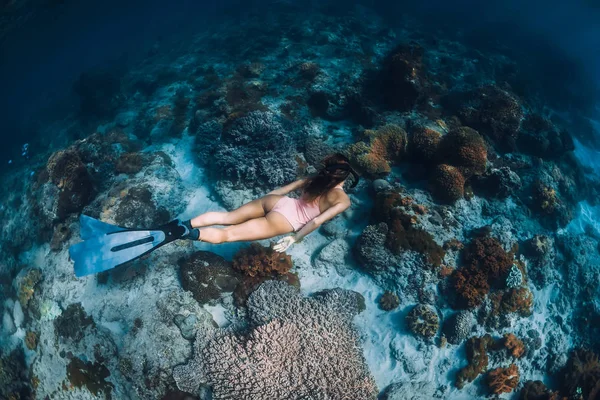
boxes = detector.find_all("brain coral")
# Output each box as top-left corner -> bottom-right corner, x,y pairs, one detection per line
172,281 -> 377,399
406,304 -> 439,339
437,127 -> 487,178
408,126 -> 442,164
429,164 -> 465,204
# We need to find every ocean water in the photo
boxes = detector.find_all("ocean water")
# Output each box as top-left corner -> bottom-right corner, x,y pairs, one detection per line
1,1 -> 600,399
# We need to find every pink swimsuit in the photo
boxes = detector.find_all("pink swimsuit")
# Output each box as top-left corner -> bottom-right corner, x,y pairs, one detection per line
270,183 -> 345,231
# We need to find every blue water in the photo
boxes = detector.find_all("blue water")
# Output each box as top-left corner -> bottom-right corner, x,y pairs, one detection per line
1,1 -> 600,399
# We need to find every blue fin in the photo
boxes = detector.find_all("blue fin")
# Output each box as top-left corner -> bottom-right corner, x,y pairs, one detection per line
79,215 -> 125,240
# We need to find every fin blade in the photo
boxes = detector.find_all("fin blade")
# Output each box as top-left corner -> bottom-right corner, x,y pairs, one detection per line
69,230 -> 166,277
79,215 -> 125,240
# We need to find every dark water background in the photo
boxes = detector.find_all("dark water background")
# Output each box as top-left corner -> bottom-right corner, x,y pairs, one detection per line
1,0 -> 599,163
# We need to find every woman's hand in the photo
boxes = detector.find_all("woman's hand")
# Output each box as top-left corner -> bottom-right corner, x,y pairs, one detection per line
273,235 -> 297,252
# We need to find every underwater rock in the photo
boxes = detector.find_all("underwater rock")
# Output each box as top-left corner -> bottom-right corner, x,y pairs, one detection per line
354,222 -> 394,273
519,380 -> 559,400
373,178 -> 392,192
445,85 -> 523,151
113,184 -> 171,228
50,222 -> 71,251
380,380 -> 442,400
232,242 -> 293,277
487,364 -> 520,394
12,300 -> 24,328
172,281 -> 377,398
46,148 -> 95,219
2,309 -> 15,335
0,348 -> 32,400
173,314 -> 198,341
517,114 -> 574,159
405,304 -> 439,339
25,330 -> 38,350
314,238 -> 351,275
54,303 -> 95,343
178,251 -> 241,305
66,357 -> 113,398
559,348 -> 600,400
380,42 -> 428,112
379,291 -> 400,311
472,166 -> 522,199
320,217 -> 349,238
442,311 -> 474,345
115,152 -> 147,175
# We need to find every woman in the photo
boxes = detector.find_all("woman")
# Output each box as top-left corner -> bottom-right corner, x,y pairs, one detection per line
183,153 -> 359,252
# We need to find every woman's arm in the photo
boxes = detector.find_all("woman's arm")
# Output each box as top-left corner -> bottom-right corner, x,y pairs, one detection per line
267,178 -> 307,196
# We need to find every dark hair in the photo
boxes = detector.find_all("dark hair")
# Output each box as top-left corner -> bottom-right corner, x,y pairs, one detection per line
300,153 -> 359,202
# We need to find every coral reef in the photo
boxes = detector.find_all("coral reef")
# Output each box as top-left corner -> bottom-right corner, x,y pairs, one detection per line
502,333 -> 526,358
518,114 -> 574,159
442,311 -> 474,345
50,222 -> 71,251
437,127 -> 488,178
519,380 -> 560,400
178,251 -> 241,305
54,303 -> 95,343
25,331 -> 38,350
112,184 -> 171,228
0,348 -> 31,400
472,166 -> 522,199
46,148 -> 95,219
380,42 -> 428,111
445,85 -> 523,151
232,243 -> 293,277
487,364 -> 520,394
559,349 -> 600,400
115,152 -> 147,175
456,334 -> 495,389
346,124 -> 407,178
408,126 -> 442,164
16,267 -> 42,308
406,304 -> 439,339
67,357 -> 113,397
429,164 -> 465,203
380,291 -> 400,311
172,281 -> 377,399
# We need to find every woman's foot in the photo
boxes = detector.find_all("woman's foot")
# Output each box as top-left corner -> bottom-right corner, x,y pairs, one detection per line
180,219 -> 201,241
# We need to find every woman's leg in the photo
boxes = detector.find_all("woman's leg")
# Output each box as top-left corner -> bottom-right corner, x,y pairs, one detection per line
199,212 -> 293,244
190,194 -> 282,227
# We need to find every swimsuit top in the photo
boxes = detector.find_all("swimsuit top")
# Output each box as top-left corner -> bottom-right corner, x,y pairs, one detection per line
297,182 -> 345,222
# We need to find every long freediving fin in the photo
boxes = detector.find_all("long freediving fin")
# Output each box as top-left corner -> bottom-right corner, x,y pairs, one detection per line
69,215 -> 187,277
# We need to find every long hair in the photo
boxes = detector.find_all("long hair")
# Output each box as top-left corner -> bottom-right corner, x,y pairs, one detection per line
300,153 -> 359,203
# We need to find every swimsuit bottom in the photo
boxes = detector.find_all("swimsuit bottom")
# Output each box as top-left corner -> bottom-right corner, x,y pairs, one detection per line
270,196 -> 321,232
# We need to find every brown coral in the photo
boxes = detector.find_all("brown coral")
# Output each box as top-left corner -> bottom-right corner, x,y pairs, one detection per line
406,304 -> 439,338
560,349 -> 600,399
430,164 -> 465,203
408,126 -> 442,164
456,334 -> 495,388
437,126 -> 488,178
232,243 -> 293,277
379,291 -> 400,311
25,331 -> 38,350
452,265 -> 490,308
17,268 -> 42,308
500,287 -> 534,316
488,364 -> 520,394
347,125 -> 407,178
502,333 -> 526,358
381,42 -> 428,111
46,148 -> 95,219
519,380 -> 561,400
464,236 -> 513,281
385,215 -> 445,268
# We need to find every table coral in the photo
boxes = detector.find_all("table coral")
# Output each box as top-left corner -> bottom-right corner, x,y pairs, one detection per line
232,242 -> 293,277
487,364 -> 520,394
172,281 -> 377,399
406,304 -> 439,339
